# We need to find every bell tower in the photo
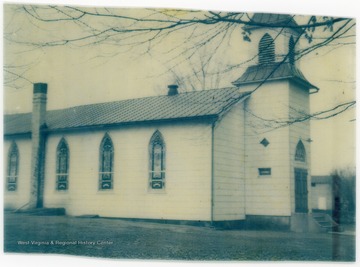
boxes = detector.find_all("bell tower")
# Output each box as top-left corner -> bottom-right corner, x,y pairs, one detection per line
234,13 -> 319,231
240,13 -> 304,67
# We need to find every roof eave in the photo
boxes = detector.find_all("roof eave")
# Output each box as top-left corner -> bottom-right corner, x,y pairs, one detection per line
43,115 -> 219,134
242,13 -> 303,34
243,24 -> 303,35
4,132 -> 32,139
233,76 -> 318,93
291,77 -> 319,93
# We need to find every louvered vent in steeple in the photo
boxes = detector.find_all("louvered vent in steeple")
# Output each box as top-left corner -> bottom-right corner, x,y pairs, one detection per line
289,36 -> 295,65
258,33 -> 275,65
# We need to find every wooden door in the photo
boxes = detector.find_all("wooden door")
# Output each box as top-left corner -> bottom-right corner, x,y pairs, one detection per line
295,168 -> 308,213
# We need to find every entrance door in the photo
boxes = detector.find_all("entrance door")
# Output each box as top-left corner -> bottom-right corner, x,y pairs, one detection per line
295,168 -> 308,213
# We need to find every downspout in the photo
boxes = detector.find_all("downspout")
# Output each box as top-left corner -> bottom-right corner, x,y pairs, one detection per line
210,122 -> 215,226
29,83 -> 48,209
210,93 -> 250,226
243,100 -> 247,218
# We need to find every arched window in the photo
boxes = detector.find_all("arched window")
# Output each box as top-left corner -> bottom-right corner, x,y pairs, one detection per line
99,133 -> 114,190
295,140 -> 306,162
149,130 -> 166,190
7,142 -> 19,191
56,138 -> 69,191
259,33 -> 275,65
288,36 -> 295,65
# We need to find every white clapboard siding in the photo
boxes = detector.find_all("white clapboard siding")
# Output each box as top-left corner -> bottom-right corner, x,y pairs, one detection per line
43,121 -> 213,221
3,138 -> 32,209
243,81 -> 292,216
213,102 -> 246,221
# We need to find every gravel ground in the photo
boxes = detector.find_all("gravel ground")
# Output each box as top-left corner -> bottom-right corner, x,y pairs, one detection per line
3,212 -> 355,261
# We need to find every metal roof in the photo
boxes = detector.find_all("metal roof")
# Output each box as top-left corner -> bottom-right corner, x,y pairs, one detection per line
4,87 -> 250,136
244,13 -> 302,33
232,62 -> 319,92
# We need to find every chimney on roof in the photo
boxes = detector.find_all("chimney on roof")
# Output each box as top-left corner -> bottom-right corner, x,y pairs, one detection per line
167,84 -> 179,96
29,83 -> 48,209
32,83 -> 47,127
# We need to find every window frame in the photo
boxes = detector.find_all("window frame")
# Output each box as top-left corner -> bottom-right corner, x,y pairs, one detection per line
295,140 -> 306,163
99,133 -> 114,190
56,137 -> 69,191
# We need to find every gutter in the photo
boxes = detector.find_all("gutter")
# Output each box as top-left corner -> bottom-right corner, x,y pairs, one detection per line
209,94 -> 251,226
233,76 -> 319,93
43,115 -> 218,134
4,115 -> 218,137
4,132 -> 32,139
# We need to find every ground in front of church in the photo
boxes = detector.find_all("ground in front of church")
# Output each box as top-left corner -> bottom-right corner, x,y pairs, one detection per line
3,211 -> 355,261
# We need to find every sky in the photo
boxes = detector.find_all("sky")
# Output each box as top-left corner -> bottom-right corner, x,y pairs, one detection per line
2,1 -> 356,176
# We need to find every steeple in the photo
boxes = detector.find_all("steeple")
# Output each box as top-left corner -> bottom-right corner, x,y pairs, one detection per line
233,13 -> 318,94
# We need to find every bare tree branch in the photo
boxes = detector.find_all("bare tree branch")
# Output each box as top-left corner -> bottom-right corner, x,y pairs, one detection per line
3,4 -> 356,129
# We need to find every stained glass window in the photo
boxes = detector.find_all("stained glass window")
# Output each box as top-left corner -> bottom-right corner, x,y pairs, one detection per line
56,138 -> 69,191
7,142 -> 19,191
99,134 -> 114,190
295,140 -> 306,162
149,131 -> 165,190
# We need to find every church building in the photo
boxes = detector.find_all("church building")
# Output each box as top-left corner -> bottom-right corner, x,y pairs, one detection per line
4,14 -> 321,231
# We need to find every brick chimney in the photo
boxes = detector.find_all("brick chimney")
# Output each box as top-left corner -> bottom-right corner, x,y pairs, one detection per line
29,83 -> 47,209
167,84 -> 179,96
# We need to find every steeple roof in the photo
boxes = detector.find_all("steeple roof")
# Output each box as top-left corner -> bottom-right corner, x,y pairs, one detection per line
244,13 -> 302,34
232,62 -> 319,93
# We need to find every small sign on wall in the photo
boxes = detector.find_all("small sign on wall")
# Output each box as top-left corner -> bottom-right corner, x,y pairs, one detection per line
258,168 -> 271,176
